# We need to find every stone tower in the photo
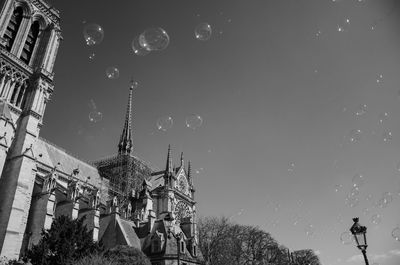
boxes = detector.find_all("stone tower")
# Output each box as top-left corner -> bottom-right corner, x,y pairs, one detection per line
0,0 -> 61,258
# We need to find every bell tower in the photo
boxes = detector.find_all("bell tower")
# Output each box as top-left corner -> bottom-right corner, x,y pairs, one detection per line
0,0 -> 61,258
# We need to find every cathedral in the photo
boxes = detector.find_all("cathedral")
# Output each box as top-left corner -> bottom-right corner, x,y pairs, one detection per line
0,1 -> 203,264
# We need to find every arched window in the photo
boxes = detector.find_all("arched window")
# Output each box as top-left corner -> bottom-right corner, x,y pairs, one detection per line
20,21 -> 40,65
3,7 -> 23,51
193,245 -> 197,256
180,241 -> 185,253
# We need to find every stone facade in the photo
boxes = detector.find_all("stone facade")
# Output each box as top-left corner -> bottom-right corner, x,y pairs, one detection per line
0,1 -> 203,264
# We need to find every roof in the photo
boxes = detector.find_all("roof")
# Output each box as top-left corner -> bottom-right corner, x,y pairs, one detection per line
36,137 -> 102,188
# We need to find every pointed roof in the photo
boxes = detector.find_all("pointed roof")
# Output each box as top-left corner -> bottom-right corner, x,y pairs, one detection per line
118,81 -> 134,155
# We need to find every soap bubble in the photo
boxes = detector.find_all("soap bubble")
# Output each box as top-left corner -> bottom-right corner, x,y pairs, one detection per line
334,184 -> 343,193
355,104 -> 367,116
305,224 -> 315,237
337,18 -> 350,33
340,231 -> 354,245
130,80 -> 139,89
83,23 -> 104,46
89,53 -> 95,60
382,130 -> 393,142
362,208 -> 370,216
156,116 -> 173,131
106,67 -> 119,79
352,173 -> 365,188
288,162 -> 295,172
348,129 -> 362,143
376,74 -> 383,84
378,112 -> 389,124
139,27 -> 170,51
185,114 -> 203,129
350,187 -> 360,197
392,227 -> 400,241
89,111 -> 102,123
345,195 -> 359,208
376,192 -> 392,208
365,194 -> 373,202
132,36 -> 151,56
370,214 -> 381,225
195,23 -> 212,41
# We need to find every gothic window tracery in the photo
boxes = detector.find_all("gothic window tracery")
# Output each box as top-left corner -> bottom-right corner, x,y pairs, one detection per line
173,201 -> 191,224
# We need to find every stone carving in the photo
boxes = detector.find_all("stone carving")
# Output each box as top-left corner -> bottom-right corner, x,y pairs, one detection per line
89,189 -> 100,209
42,170 -> 57,193
67,180 -> 80,202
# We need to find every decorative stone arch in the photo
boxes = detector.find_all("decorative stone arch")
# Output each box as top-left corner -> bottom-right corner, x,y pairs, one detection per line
18,11 -> 48,66
5,0 -> 34,55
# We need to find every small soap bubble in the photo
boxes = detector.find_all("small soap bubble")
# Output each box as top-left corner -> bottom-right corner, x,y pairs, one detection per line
185,114 -> 203,130
292,214 -> 302,226
378,112 -> 389,124
355,104 -> 367,116
139,27 -> 170,51
348,129 -> 362,143
366,194 -> 373,202
288,162 -> 295,172
195,23 -> 212,41
83,23 -> 104,46
334,184 -> 343,193
345,195 -> 359,208
89,53 -> 95,60
89,111 -> 102,123
273,203 -> 281,212
315,30 -> 322,38
132,36 -> 151,56
362,208 -> 370,216
337,18 -> 350,33
376,74 -> 383,84
106,67 -> 119,79
156,116 -> 173,131
305,224 -> 315,237
376,192 -> 392,208
352,173 -> 365,188
350,187 -> 360,197
340,231 -> 354,245
382,130 -> 393,142
130,80 -> 139,89
370,214 -> 382,225
392,227 -> 400,241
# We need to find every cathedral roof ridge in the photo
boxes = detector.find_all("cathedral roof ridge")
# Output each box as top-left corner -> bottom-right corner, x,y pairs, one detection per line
38,137 -> 96,169
92,152 -> 161,172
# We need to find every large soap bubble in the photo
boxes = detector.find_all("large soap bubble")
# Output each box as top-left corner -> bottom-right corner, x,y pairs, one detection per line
83,23 -> 104,46
195,23 -> 212,41
132,35 -> 151,56
139,27 -> 170,51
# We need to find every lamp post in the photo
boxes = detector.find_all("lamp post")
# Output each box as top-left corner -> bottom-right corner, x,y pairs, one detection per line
350,217 -> 369,265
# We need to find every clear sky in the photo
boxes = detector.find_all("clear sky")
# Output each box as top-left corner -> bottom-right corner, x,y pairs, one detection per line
40,0 -> 400,264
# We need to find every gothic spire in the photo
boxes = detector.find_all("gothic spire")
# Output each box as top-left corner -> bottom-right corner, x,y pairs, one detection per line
165,144 -> 173,175
187,161 -> 192,184
180,152 -> 184,167
118,80 -> 134,155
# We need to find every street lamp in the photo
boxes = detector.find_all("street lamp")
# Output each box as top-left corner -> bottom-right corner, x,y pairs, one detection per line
350,217 -> 369,265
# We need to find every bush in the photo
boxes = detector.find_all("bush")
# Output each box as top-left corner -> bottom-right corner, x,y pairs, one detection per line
71,253 -> 115,265
26,215 -> 102,265
105,246 -> 151,265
